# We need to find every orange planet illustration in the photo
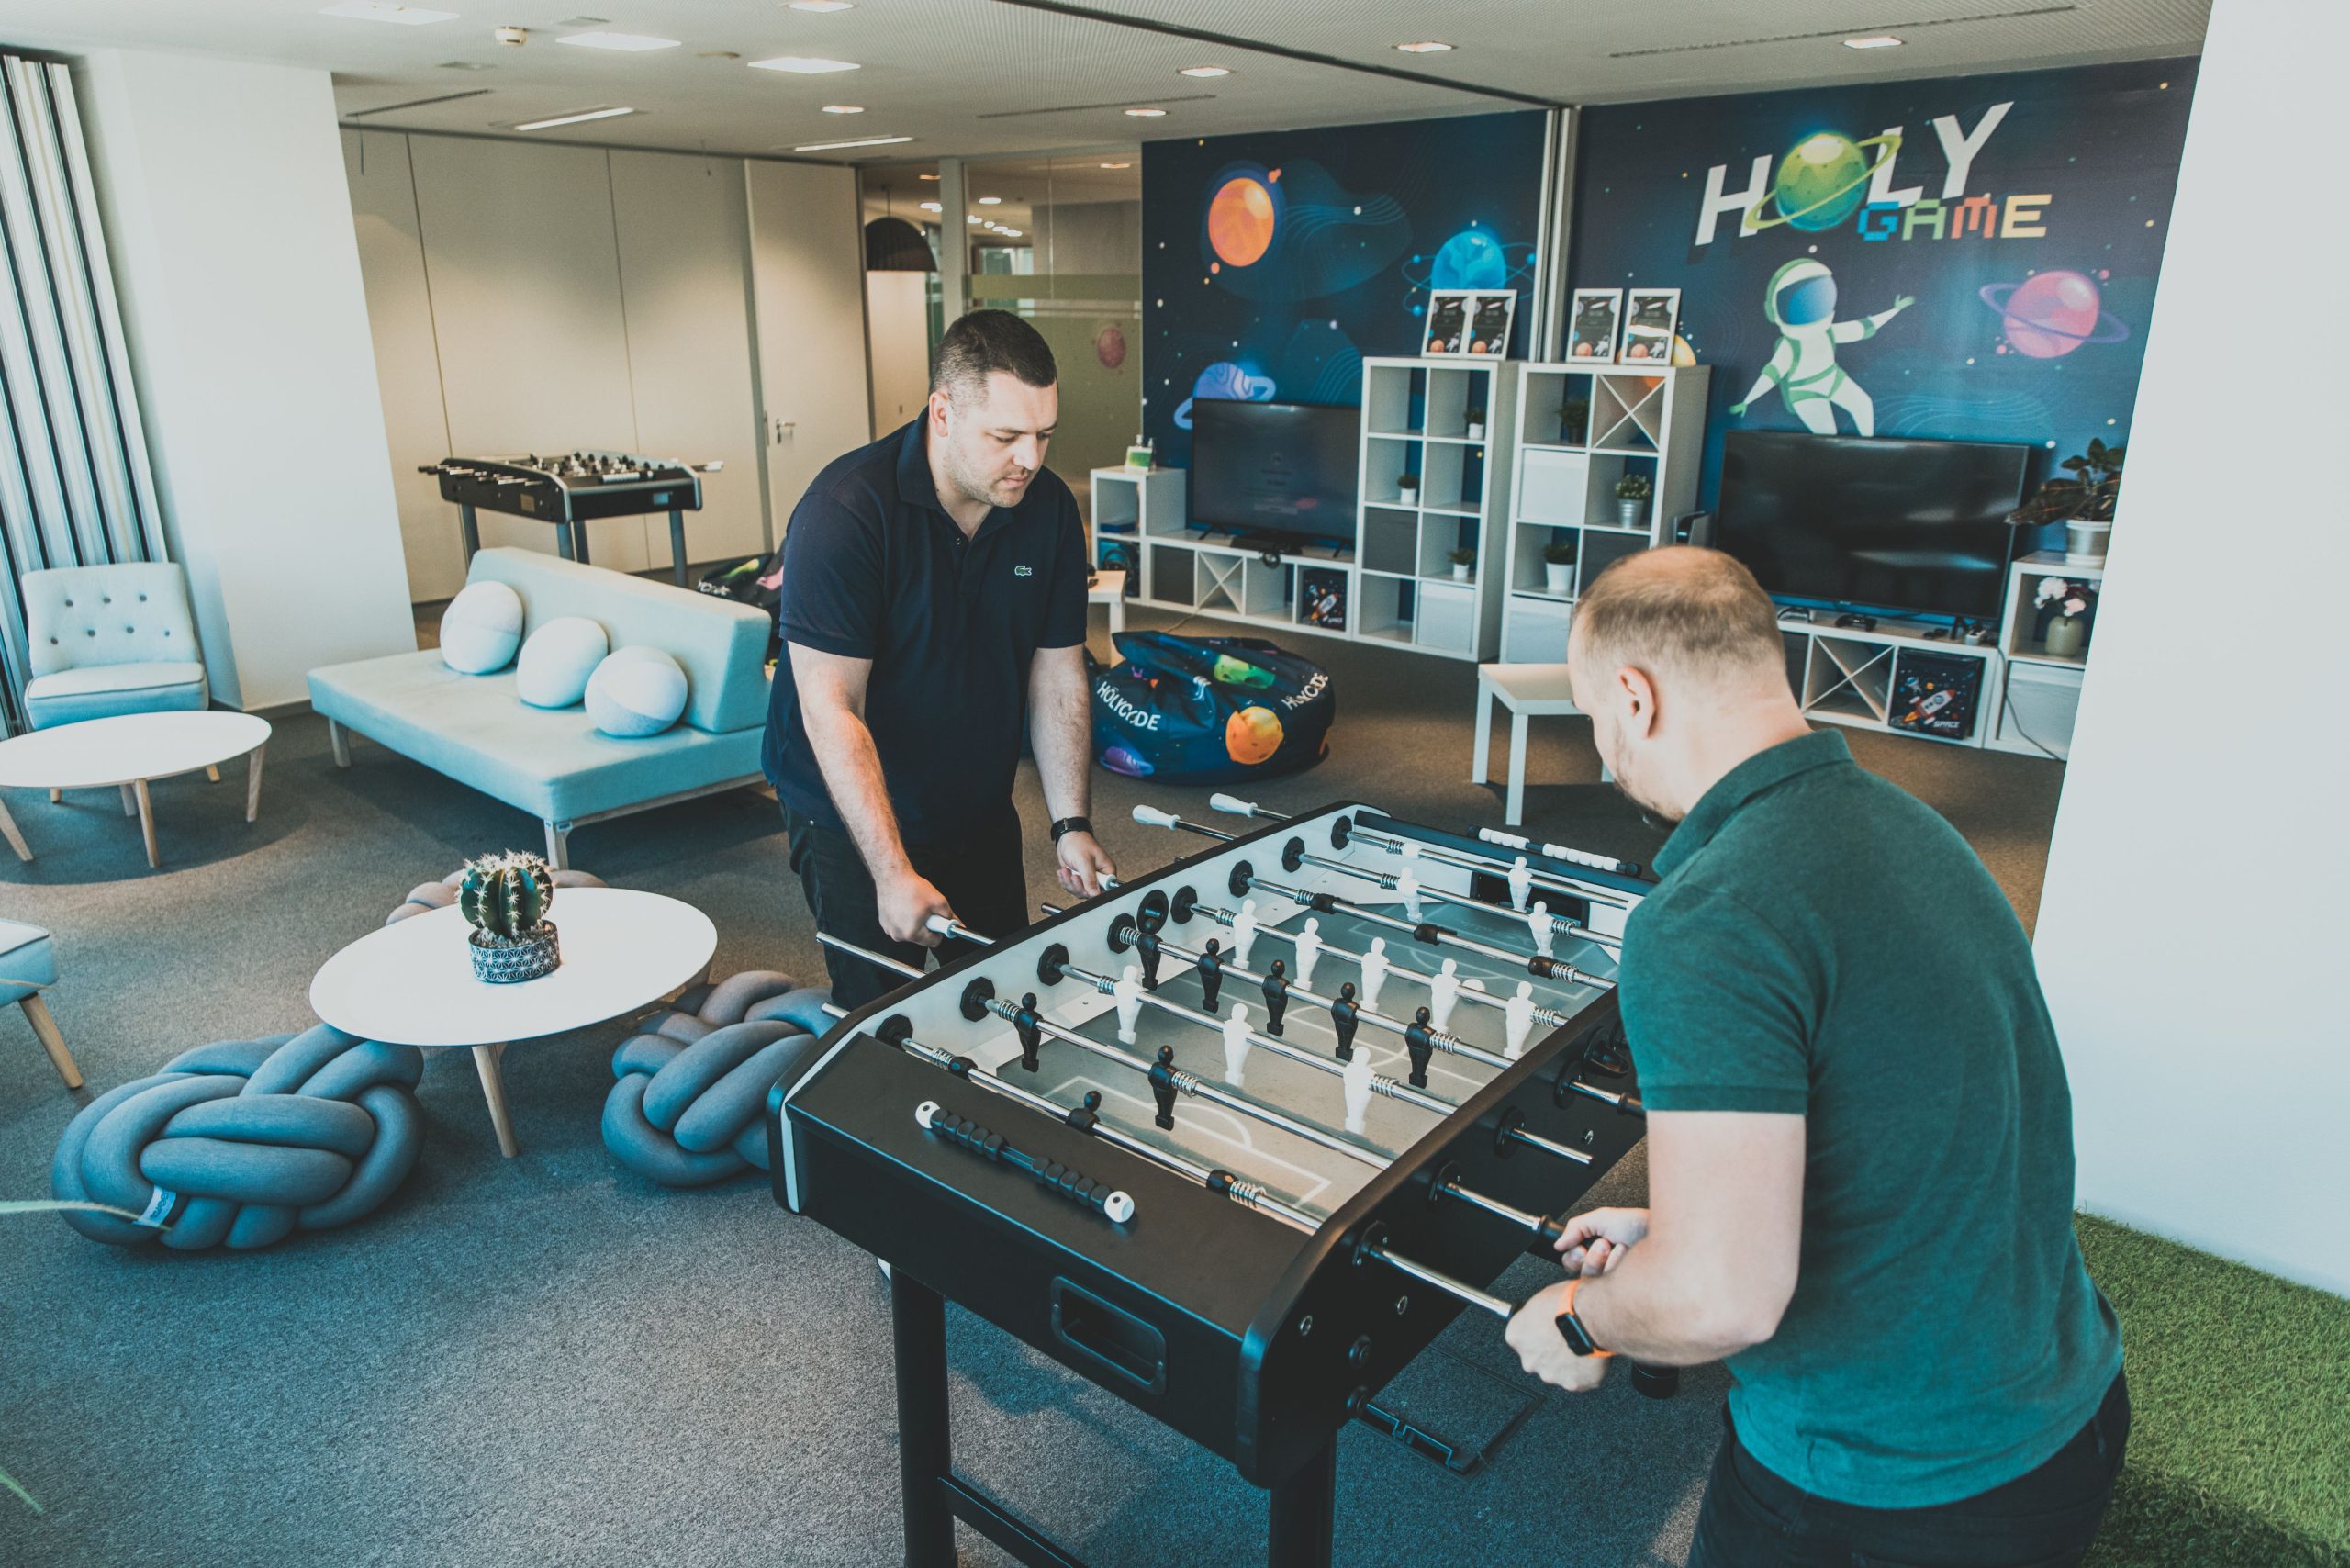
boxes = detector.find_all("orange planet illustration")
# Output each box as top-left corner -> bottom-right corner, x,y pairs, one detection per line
1225,704 -> 1284,765
1207,176 -> 1276,268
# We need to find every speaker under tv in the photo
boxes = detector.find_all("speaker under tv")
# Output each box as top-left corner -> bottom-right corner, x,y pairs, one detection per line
1713,431 -> 2031,624
1188,398 -> 1359,552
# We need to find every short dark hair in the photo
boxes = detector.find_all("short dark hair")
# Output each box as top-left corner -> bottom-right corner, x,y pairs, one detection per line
1573,546 -> 1785,684
931,309 -> 1058,402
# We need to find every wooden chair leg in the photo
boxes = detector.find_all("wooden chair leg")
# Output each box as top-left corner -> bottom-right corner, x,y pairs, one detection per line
20,994 -> 81,1090
0,798 -> 31,863
48,788 -> 60,804
329,720 -> 352,768
206,765 -> 220,783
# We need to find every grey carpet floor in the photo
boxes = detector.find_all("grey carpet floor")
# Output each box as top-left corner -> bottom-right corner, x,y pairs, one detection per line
0,604 -> 2064,1567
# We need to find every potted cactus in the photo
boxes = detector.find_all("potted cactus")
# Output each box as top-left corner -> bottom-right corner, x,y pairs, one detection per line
1397,469 -> 1420,507
459,850 -> 563,982
1541,539 -> 1574,594
1615,471 -> 1652,529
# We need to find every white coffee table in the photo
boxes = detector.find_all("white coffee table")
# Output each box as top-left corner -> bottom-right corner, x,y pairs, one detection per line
0,710 -> 271,868
308,888 -> 717,1158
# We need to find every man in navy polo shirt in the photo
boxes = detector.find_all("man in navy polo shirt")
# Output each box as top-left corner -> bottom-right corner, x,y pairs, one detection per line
764,310 -> 1115,1006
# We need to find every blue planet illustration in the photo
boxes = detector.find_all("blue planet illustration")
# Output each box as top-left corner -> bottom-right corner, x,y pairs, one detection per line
1173,360 -> 1278,429
1977,270 -> 2132,359
1431,228 -> 1507,289
1744,130 -> 1904,233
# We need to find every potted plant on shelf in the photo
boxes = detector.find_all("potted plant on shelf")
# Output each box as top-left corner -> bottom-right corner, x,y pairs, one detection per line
460,850 -> 563,982
1561,398 -> 1589,446
1447,546 -> 1476,582
2033,577 -> 2098,659
2009,439 -> 2123,564
1541,540 -> 1574,594
1464,405 -> 1486,442
1397,470 -> 1420,507
1615,472 -> 1652,529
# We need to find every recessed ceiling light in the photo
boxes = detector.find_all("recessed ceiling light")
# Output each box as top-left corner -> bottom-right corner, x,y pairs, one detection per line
1842,34 -> 1903,48
790,133 -> 911,151
751,55 -> 860,73
513,106 -> 636,130
1125,107 -> 1166,118
968,215 -> 982,224
822,104 -> 865,113
919,173 -> 938,180
789,0 -> 856,10
556,30 -> 679,50
1179,65 -> 1230,78
1002,228 -> 1023,238
1100,161 -> 1131,169
919,200 -> 942,211
978,196 -> 1002,205
319,2 -> 460,23
1394,40 -> 1453,53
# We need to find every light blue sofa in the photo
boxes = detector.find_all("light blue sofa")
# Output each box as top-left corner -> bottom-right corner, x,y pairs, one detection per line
18,563 -> 208,729
308,549 -> 771,867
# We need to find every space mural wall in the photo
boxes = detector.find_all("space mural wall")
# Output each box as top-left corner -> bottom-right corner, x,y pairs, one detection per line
1140,111 -> 1550,465
1569,59 -> 2198,510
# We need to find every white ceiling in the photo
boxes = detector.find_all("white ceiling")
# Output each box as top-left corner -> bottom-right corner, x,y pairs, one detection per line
2,0 -> 2207,164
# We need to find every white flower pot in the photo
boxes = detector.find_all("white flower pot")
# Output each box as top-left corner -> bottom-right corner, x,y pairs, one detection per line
1451,564 -> 1471,581
1618,499 -> 1645,529
1465,421 -> 1484,441
2063,518 -> 2111,566
1398,486 -> 1418,507
1543,562 -> 1572,594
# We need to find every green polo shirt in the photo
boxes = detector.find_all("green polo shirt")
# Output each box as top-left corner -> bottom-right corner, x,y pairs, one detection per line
1617,729 -> 2121,1508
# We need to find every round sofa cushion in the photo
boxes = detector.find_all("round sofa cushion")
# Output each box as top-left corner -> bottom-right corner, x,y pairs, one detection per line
439,580 -> 524,675
515,616 -> 610,709
585,646 -> 688,738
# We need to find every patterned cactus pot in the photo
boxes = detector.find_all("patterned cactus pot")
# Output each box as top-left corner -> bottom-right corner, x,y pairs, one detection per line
469,922 -> 561,983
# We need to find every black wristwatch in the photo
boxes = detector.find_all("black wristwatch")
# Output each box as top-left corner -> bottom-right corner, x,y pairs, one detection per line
1555,1278 -> 1609,1357
1050,816 -> 1093,842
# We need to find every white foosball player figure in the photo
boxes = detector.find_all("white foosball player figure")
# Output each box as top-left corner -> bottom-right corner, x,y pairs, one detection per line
1397,866 -> 1423,924
1505,980 -> 1538,1059
1113,963 -> 1144,1045
1429,958 -> 1462,1033
1221,1002 -> 1253,1087
1507,856 -> 1533,913
1230,897 -> 1260,969
1340,1032 -> 1376,1135
1293,917 -> 1324,989
1528,900 -> 1555,959
1359,937 -> 1391,1011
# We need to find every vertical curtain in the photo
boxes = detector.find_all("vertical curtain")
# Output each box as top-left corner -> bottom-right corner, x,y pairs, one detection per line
0,52 -> 168,734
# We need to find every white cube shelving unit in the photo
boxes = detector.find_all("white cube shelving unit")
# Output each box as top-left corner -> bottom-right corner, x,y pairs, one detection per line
1985,550 -> 2100,759
1495,362 -> 1710,666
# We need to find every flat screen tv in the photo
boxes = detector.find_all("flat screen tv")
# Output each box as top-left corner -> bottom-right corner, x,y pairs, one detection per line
1713,431 -> 2031,622
1188,399 -> 1359,549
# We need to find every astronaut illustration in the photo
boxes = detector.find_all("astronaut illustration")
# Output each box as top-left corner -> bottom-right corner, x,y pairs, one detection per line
1729,258 -> 1914,437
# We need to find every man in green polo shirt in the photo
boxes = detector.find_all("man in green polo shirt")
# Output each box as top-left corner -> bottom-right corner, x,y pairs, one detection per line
1503,547 -> 2127,1566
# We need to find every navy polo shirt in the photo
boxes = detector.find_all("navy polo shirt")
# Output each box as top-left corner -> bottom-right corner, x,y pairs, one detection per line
762,418 -> 1088,838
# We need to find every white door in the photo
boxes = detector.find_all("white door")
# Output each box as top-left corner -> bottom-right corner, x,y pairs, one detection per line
745,162 -> 872,536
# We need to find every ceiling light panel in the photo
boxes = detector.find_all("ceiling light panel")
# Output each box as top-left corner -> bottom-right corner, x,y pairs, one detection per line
751,56 -> 861,73
1842,35 -> 1905,49
822,104 -> 865,113
1179,66 -> 1230,78
789,0 -> 856,10
791,134 -> 912,151
1394,40 -> 1454,54
513,106 -> 637,130
556,31 -> 680,50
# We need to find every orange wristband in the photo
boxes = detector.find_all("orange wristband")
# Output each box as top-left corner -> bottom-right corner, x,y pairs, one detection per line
1561,1278 -> 1614,1358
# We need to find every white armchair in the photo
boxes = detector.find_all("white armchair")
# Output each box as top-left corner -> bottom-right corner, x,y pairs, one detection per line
18,563 -> 207,730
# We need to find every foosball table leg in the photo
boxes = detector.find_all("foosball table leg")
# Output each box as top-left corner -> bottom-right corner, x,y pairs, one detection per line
891,1271 -> 958,1568
1267,1438 -> 1337,1568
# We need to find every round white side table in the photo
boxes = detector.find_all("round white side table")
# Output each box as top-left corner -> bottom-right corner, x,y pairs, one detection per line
0,710 -> 272,868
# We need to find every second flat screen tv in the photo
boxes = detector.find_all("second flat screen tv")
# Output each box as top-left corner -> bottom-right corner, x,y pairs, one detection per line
1714,431 -> 2031,622
1189,399 -> 1359,548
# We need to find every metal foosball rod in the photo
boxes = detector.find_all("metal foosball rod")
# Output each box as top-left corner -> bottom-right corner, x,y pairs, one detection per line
819,933 -> 1397,1169
1208,794 -> 1639,910
1136,805 -> 1623,956
1231,863 -> 1617,988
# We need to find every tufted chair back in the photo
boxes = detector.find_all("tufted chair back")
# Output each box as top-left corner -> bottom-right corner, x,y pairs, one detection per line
21,563 -> 201,678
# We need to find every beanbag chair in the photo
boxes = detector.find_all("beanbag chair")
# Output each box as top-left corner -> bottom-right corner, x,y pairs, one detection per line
1091,632 -> 1333,784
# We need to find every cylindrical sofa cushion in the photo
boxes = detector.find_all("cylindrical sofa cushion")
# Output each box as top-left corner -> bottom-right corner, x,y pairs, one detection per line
585,646 -> 688,738
440,580 -> 525,675
601,971 -> 835,1186
515,616 -> 610,708
50,1025 -> 427,1250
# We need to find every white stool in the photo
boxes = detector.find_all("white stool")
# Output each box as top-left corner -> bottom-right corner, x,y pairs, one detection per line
1089,569 -> 1127,635
1472,663 -> 1605,826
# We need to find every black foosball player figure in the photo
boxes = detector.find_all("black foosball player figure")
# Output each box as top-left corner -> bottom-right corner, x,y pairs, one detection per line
1197,937 -> 1225,1011
1259,958 -> 1291,1036
1330,981 -> 1360,1061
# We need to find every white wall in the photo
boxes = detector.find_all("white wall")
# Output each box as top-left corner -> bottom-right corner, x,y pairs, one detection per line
2033,0 -> 2350,1296
867,272 -> 932,435
76,51 -> 415,709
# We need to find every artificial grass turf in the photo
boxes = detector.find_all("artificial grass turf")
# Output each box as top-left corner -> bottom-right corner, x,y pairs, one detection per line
2077,1215 -> 2350,1566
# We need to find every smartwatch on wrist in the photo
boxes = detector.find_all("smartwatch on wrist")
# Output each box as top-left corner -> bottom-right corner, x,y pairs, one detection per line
1049,816 -> 1093,843
1554,1277 -> 1614,1358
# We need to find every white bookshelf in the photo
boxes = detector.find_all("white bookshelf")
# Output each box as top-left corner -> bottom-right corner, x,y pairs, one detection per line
1986,550 -> 2101,759
1495,362 -> 1710,665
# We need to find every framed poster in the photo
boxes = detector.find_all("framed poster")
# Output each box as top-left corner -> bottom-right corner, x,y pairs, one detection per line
1466,291 -> 1516,356
1430,289 -> 1517,358
1426,289 -> 1473,354
1618,286 -> 1682,364
1566,287 -> 1622,361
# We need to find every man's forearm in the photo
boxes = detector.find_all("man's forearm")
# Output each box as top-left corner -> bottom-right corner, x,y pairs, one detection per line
1028,655 -> 1092,822
1572,1239 -> 1774,1366
805,706 -> 914,883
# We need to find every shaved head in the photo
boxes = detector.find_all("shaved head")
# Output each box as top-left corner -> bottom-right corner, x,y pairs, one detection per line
1567,547 -> 1807,822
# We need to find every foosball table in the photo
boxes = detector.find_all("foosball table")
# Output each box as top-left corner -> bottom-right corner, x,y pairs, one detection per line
766,796 -> 1663,1567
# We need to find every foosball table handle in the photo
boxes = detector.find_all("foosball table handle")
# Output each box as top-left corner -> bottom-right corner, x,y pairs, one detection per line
915,1102 -> 1136,1225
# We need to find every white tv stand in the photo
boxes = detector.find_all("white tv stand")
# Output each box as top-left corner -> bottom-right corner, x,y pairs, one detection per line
1778,611 -> 2004,748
